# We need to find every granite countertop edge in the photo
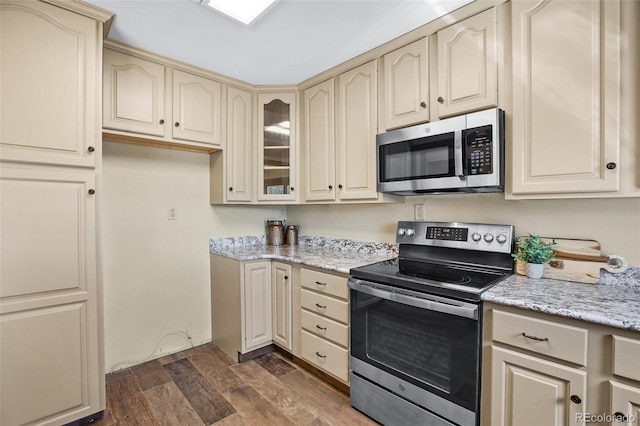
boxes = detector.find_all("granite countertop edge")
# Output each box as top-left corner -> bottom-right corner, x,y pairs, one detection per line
209,235 -> 398,275
482,270 -> 640,333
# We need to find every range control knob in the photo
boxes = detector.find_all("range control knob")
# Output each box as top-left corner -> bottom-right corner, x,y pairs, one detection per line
406,229 -> 415,237
483,233 -> 494,243
496,234 -> 508,244
397,228 -> 406,236
471,232 -> 482,242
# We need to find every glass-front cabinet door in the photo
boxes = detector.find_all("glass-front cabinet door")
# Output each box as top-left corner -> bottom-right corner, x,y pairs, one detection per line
257,92 -> 297,201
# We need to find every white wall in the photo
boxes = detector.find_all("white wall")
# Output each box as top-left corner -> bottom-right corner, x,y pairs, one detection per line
286,195 -> 640,266
101,141 -> 282,372
102,141 -> 640,372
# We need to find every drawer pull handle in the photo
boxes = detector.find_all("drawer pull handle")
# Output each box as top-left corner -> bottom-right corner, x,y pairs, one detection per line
522,332 -> 548,342
315,324 -> 327,331
315,303 -> 327,309
315,281 -> 326,286
315,352 -> 326,359
570,395 -> 582,404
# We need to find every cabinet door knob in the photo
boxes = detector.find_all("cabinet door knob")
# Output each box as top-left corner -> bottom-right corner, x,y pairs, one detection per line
570,395 -> 582,404
290,187 -> 294,192
338,184 -> 343,189
87,146 -> 95,153
437,97 -> 444,104
328,185 -> 333,190
606,162 -> 617,170
159,119 -> 165,125
284,275 -> 289,280
420,101 -> 427,108
88,189 -> 95,195
614,412 -> 626,421
175,122 -> 180,127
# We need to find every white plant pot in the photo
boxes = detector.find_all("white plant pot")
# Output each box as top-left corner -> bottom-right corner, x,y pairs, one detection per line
526,263 -> 544,279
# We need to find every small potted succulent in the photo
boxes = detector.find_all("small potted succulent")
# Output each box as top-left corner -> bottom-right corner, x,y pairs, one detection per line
513,235 -> 557,279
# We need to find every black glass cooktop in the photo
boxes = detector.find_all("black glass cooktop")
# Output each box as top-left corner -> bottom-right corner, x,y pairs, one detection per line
350,257 -> 511,302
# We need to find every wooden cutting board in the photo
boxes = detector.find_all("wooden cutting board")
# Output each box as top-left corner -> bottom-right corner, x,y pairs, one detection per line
515,237 -> 628,284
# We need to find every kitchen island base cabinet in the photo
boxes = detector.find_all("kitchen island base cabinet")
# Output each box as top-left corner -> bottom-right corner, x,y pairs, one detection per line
210,256 -> 272,361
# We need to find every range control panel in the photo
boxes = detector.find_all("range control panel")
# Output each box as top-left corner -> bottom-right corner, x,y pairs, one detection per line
396,221 -> 514,254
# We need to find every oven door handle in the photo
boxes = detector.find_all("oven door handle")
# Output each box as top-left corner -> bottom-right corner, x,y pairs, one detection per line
347,278 -> 478,320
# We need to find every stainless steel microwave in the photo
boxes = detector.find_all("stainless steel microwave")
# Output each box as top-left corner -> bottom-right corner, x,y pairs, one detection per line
377,108 -> 505,195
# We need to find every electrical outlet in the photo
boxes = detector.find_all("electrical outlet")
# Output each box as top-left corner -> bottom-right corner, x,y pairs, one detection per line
414,203 -> 425,220
168,208 -> 177,220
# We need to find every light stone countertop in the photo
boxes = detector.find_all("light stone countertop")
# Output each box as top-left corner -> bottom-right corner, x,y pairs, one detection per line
482,268 -> 640,332
209,234 -> 639,332
209,235 -> 398,275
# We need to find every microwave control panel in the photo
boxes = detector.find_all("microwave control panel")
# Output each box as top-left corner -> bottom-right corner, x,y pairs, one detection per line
464,124 -> 493,175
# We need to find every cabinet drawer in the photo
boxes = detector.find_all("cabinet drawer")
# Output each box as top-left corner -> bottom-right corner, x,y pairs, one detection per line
301,309 -> 349,348
301,289 -> 348,324
491,309 -> 588,366
613,335 -> 640,381
301,330 -> 349,382
301,268 -> 348,299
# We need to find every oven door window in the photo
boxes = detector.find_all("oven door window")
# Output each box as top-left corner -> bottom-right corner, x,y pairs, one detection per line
350,289 -> 480,412
378,132 -> 455,182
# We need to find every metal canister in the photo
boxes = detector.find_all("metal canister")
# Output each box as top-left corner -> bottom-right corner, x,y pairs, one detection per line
285,225 -> 299,245
266,220 -> 285,246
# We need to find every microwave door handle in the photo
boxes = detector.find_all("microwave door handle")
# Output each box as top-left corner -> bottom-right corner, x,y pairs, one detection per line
454,130 -> 465,179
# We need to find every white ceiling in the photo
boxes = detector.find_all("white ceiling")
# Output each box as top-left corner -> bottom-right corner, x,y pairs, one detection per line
87,0 -> 474,86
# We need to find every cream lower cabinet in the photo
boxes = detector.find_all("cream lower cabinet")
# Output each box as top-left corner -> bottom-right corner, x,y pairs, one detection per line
210,256 -> 272,360
299,268 -> 350,384
490,346 -> 587,426
484,304 -> 640,426
510,0 -> 621,197
272,262 -> 293,351
610,335 -> 640,424
103,47 -> 222,149
211,85 -> 253,203
0,165 -> 103,426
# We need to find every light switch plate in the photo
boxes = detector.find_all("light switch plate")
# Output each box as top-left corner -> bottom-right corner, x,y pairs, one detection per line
414,203 -> 424,220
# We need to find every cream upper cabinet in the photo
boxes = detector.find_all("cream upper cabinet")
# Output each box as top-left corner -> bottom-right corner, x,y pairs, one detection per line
382,37 -> 429,130
0,0 -> 103,167
103,49 -> 166,137
257,92 -> 298,202
336,60 -> 379,201
510,0 -> 621,196
224,86 -> 253,202
303,79 -> 336,202
272,262 -> 293,351
436,8 -> 497,118
172,69 -> 222,145
211,85 -> 253,204
103,47 -> 222,149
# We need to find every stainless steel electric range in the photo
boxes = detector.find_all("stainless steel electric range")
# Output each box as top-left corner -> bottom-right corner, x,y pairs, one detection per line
348,221 -> 514,426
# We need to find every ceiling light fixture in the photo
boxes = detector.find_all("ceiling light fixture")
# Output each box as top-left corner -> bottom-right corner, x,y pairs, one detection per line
202,0 -> 277,26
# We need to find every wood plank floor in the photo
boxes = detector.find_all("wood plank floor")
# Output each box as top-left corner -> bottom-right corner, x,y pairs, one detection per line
93,343 -> 378,425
